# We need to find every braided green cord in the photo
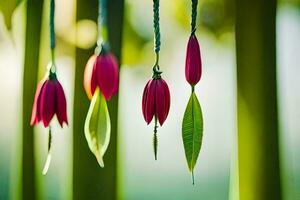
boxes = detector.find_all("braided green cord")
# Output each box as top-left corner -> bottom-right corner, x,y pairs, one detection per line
153,0 -> 161,54
191,0 -> 198,33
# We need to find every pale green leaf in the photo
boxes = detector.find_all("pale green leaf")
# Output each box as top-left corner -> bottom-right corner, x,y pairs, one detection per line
84,88 -> 111,167
182,92 -> 203,183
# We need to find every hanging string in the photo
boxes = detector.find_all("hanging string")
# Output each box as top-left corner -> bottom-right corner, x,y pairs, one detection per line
50,0 -> 56,72
97,0 -> 108,48
191,0 -> 198,33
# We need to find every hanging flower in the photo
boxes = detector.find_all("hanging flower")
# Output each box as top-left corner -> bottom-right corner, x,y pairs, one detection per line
142,76 -> 170,126
181,0 -> 204,184
31,71 -> 68,127
84,48 -> 119,100
141,0 -> 170,160
185,33 -> 202,86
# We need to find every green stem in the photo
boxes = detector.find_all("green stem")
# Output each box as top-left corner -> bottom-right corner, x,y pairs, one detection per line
152,52 -> 161,79
97,0 -> 108,46
50,0 -> 55,49
191,85 -> 195,93
154,52 -> 159,68
153,116 -> 158,160
50,0 -> 56,72
42,127 -> 52,175
50,49 -> 56,73
192,170 -> 195,185
48,127 -> 52,152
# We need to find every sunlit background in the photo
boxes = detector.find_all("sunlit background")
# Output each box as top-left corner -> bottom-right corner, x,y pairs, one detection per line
0,0 -> 299,199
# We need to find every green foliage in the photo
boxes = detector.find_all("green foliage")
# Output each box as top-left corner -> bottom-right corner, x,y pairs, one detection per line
84,89 -> 111,167
0,0 -> 23,29
182,92 -> 203,184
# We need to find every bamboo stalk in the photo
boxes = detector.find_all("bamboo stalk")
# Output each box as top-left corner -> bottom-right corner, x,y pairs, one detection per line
22,0 -> 44,199
235,0 -> 282,199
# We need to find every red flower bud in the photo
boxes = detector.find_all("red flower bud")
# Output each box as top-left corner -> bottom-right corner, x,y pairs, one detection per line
142,78 -> 170,126
84,51 -> 119,100
31,73 -> 68,127
185,34 -> 202,85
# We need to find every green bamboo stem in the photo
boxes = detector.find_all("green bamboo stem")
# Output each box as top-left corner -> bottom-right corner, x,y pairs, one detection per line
235,0 -> 282,199
22,0 -> 44,199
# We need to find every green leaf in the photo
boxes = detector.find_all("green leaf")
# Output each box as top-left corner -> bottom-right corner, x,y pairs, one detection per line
84,88 -> 111,167
182,92 -> 203,184
16,0 -> 23,6
0,0 -> 23,29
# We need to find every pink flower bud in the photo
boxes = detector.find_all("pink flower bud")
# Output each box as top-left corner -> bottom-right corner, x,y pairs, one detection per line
142,78 -> 170,126
84,51 -> 119,100
185,34 -> 202,85
31,73 -> 68,127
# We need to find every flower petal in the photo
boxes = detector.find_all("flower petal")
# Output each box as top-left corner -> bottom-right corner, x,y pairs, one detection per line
40,80 -> 56,127
145,79 -> 156,124
30,80 -> 46,125
112,69 -> 119,97
162,79 -> 170,125
96,53 -> 119,100
84,55 -> 97,99
91,63 -> 98,96
142,80 -> 151,122
108,53 -> 119,97
55,81 -> 68,127
155,79 -> 170,126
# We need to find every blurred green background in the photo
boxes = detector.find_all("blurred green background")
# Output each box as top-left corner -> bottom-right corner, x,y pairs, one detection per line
0,0 -> 299,199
